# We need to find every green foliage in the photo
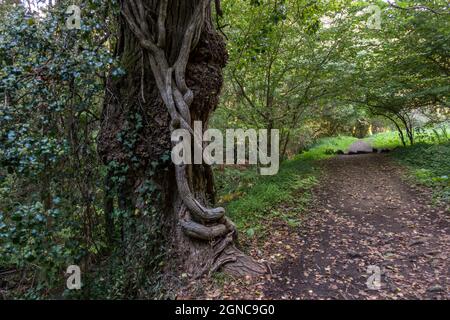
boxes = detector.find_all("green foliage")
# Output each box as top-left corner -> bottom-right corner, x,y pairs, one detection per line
301,136 -> 358,159
365,125 -> 450,149
336,0 -> 449,138
214,0 -> 450,156
0,201 -> 84,297
223,159 -> 318,239
365,131 -> 405,149
214,0 -> 365,157
364,126 -> 450,204
0,1 -> 119,298
393,142 -> 450,204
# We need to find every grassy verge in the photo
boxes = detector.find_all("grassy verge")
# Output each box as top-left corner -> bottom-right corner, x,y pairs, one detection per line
392,143 -> 450,204
214,136 -> 358,242
364,126 -> 450,149
365,130 -> 450,204
364,131 -> 404,149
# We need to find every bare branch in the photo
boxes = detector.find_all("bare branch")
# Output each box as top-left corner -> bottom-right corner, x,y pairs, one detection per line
387,0 -> 448,15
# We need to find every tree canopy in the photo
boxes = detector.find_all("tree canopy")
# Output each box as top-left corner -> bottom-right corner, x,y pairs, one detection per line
0,0 -> 448,299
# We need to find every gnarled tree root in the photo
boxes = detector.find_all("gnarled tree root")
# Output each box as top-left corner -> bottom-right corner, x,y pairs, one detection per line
207,232 -> 268,277
219,246 -> 269,277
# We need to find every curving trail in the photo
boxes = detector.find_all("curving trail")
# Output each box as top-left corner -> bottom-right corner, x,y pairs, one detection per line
265,154 -> 450,299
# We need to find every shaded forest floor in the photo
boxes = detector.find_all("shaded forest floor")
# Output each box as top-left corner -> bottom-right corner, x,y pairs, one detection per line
264,153 -> 449,299
183,152 -> 450,300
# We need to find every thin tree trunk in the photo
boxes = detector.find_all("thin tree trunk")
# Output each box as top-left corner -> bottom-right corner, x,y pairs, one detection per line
378,113 -> 407,147
397,112 -> 414,145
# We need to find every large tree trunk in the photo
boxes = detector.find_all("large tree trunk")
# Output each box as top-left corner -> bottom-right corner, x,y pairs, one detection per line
98,0 -> 266,280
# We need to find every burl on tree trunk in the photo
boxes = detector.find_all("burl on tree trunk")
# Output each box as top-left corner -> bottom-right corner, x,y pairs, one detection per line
98,0 -> 267,278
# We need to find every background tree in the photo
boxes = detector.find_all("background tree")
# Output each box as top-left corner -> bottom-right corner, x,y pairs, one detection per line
338,0 -> 449,145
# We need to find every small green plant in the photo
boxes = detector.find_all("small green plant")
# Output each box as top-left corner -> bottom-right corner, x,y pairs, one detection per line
392,142 -> 450,204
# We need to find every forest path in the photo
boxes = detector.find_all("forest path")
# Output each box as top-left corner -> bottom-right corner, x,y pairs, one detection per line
264,153 -> 450,299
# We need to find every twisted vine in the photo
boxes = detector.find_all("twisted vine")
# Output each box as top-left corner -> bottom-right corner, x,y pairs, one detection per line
121,0 -> 236,241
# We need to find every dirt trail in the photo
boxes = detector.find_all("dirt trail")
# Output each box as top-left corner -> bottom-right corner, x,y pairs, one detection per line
265,153 -> 450,299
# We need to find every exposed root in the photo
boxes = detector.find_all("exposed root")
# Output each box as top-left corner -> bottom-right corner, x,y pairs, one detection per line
216,246 -> 268,277
209,232 -> 268,277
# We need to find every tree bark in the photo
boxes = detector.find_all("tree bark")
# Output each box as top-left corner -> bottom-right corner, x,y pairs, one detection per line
98,0 -> 267,279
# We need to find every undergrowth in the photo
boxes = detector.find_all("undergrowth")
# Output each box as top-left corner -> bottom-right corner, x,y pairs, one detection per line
393,143 -> 450,204
366,128 -> 450,204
